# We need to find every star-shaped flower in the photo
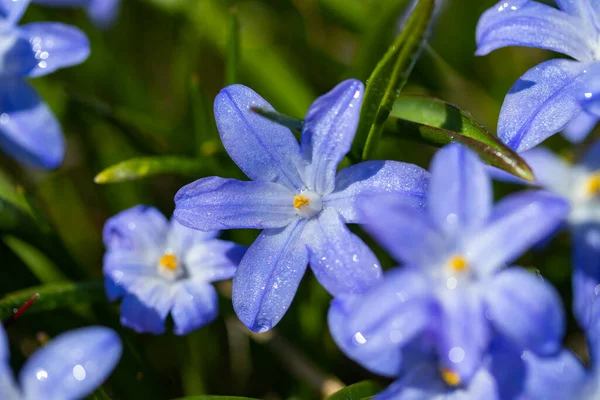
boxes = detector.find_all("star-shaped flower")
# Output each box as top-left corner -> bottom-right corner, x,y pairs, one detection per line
103,205 -> 246,335
0,0 -> 89,168
174,79 -> 430,332
0,325 -> 122,400
476,0 -> 600,150
328,144 -> 568,384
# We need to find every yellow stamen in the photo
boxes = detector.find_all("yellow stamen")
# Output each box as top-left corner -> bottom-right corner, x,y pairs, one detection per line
586,174 -> 600,196
294,194 -> 310,209
441,368 -> 461,387
159,253 -> 178,271
448,255 -> 468,272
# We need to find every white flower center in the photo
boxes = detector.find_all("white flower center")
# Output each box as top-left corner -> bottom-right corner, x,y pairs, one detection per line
157,253 -> 185,281
293,190 -> 323,219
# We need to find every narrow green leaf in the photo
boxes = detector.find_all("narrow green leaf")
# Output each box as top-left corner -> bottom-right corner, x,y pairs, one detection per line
95,156 -> 205,184
187,76 -> 219,157
325,381 -> 382,400
0,281 -> 105,320
226,7 -> 240,86
251,107 -> 304,133
386,95 -> 534,181
351,0 -> 435,162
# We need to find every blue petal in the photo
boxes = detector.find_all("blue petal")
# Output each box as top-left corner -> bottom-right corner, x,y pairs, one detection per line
483,268 -> 564,355
521,349 -> 586,399
0,32 -> 38,77
498,59 -> 588,152
174,177 -> 297,231
562,111 -> 598,143
586,294 -> 600,363
327,160 -> 429,223
327,268 -> 435,377
375,364 -> 447,400
17,22 -> 90,78
119,280 -> 174,334
0,327 -> 20,400
360,195 -> 447,267
485,337 -> 526,400
183,239 -> 245,283
572,223 -> 600,328
475,0 -> 596,61
428,144 -> 492,235
303,207 -> 381,296
300,79 -> 363,194
19,327 -> 122,400
0,0 -> 29,28
467,191 -> 569,276
520,147 -> 573,193
0,79 -> 64,169
214,84 -> 303,190
170,281 -> 218,335
165,218 -> 219,253
232,220 -> 308,332
103,250 -> 159,298
436,288 -> 489,383
103,205 -> 167,261
581,138 -> 600,171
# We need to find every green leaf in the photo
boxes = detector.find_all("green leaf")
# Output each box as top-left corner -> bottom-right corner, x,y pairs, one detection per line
95,156 -> 205,184
250,107 -> 304,133
172,397 -> 259,400
387,95 -> 534,181
351,0 -> 435,162
0,281 -> 105,320
325,381 -> 382,400
226,7 -> 240,86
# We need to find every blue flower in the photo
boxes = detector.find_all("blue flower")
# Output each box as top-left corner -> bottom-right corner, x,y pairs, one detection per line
32,0 -> 120,29
0,0 -> 89,169
0,325 -> 122,400
476,0 -> 600,150
494,141 -> 600,329
103,205 -> 246,335
328,144 -> 568,384
174,79 -> 430,332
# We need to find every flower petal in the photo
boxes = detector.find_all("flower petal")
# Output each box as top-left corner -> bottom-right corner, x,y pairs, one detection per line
0,79 -> 64,169
327,160 -> 429,223
572,223 -> 600,328
437,288 -> 489,383
520,147 -> 573,195
303,207 -> 381,295
174,177 -> 297,231
562,111 -> 598,143
360,195 -> 446,267
184,239 -> 245,282
17,22 -> 90,78
428,144 -> 492,235
498,59 -> 588,152
300,79 -> 363,194
214,84 -> 303,190
376,363 -> 448,400
0,327 -> 20,400
170,281 -> 218,335
521,349 -> 586,399
120,280 -> 174,334
327,268 -> 435,377
483,268 -> 564,355
0,0 -> 29,28
232,220 -> 308,332
581,138 -> 600,171
19,327 -> 122,400
103,205 -> 167,263
586,294 -> 600,362
475,0 -> 595,61
467,191 -> 569,276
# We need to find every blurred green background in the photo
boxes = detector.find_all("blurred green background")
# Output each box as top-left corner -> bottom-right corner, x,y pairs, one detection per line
0,0 -> 584,399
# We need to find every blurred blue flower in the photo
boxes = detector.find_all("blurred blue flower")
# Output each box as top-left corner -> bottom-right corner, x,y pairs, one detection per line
499,141 -> 600,329
33,0 -> 120,29
103,205 -> 246,335
174,79 -> 430,332
0,0 -> 89,169
0,325 -> 122,400
476,0 -> 600,150
328,144 -> 568,384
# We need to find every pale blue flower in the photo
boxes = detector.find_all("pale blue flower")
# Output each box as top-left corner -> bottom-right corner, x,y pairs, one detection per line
103,205 -> 246,335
